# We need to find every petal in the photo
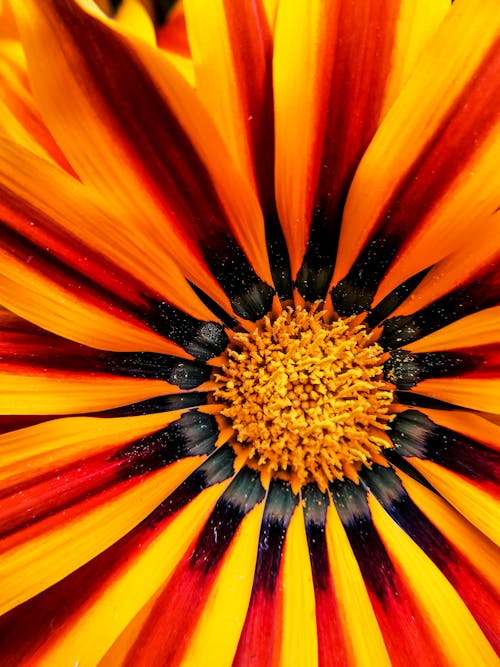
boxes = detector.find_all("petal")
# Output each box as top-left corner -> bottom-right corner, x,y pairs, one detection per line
368,492 -> 498,665
0,410 -> 187,488
177,502 -> 264,667
0,133 -> 220,328
303,486 -> 351,667
11,0 -> 274,319
122,468 -> 265,666
233,479 -> 297,667
409,458 -> 500,546
0,250 -> 180,355
332,0 -> 500,313
0,479 -> 227,665
325,488 -> 390,666
184,0 -> 274,204
115,0 -> 156,44
414,407 -> 500,453
397,469 -> 500,596
404,306 -> 500,354
0,47 -> 73,169
0,458 -> 199,616
0,370 -> 176,415
273,0 -> 449,289
380,231 -> 500,350
412,377 -> 500,414
364,466 -> 500,652
332,480 -> 444,666
278,500 -> 318,667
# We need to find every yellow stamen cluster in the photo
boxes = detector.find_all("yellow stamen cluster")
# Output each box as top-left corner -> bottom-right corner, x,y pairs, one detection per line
212,305 -> 395,492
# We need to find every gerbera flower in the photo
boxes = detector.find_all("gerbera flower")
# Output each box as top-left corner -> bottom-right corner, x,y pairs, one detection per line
0,0 -> 499,664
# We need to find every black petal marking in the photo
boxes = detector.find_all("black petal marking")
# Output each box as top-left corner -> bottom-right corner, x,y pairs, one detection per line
202,237 -> 275,321
95,392 -> 208,417
330,236 -> 396,316
330,479 -> 397,600
366,268 -> 430,328
146,444 -> 236,529
149,301 -> 228,361
380,283 -> 500,349
265,210 -> 293,301
383,349 -> 480,390
303,485 -> 330,591
188,282 -> 239,329
361,466 -> 454,571
115,410 -> 218,477
105,352 -> 212,388
254,479 -> 297,593
189,466 -> 265,574
296,209 -> 339,302
390,410 -> 500,483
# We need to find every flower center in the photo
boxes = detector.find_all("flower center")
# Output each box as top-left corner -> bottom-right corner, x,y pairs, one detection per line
212,305 -> 395,492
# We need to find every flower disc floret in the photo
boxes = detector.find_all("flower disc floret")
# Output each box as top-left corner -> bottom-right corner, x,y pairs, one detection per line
213,305 -> 395,491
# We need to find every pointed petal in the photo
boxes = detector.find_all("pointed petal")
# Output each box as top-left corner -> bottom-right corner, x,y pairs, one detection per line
368,492 -> 498,665
409,458 -> 500,546
179,502 -> 264,667
279,501 -> 318,667
123,468 -> 265,666
413,377 -> 500,414
0,411 -> 186,488
0,458 -> 199,616
273,0 -> 449,289
332,0 -> 500,313
11,0 -> 274,318
0,479 -> 227,666
325,490 -> 390,666
184,0 -> 274,205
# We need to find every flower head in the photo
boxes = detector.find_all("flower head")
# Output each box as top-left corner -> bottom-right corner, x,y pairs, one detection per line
0,0 -> 499,664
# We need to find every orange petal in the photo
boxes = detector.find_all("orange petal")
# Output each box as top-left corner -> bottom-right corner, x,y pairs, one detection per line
273,0 -> 449,282
410,458 -> 500,546
11,0 -> 273,315
0,410 -> 186,488
0,250 -> 180,354
0,457 -> 200,616
184,0 -> 274,206
368,493 -> 498,665
333,0 -> 500,309
412,377 -> 500,414
0,369 -> 176,415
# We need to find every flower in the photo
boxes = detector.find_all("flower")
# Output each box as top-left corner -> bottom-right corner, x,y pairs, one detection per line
0,0 -> 499,664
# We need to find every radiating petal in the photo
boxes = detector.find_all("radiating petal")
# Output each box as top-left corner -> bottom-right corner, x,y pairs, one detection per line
0,411 -> 186,488
325,490 -> 390,666
332,0 -> 500,313
412,378 -> 500,414
409,458 -> 500,546
274,0 -> 449,290
234,479 -> 297,667
177,502 -> 263,667
0,129 -> 222,328
380,221 -> 500,349
279,500 -> 318,667
184,0 -> 274,207
368,492 -> 498,665
0,458 -> 201,616
11,0 -> 274,319
115,0 -> 156,44
0,480 -> 227,665
397,469 -> 500,597
414,407 -> 500,453
364,466 -> 500,652
122,468 -> 265,666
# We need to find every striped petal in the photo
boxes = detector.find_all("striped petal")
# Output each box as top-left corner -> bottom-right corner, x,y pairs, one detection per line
273,0 -> 449,292
368,490 -> 498,665
332,0 -> 500,314
11,0 -> 274,320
